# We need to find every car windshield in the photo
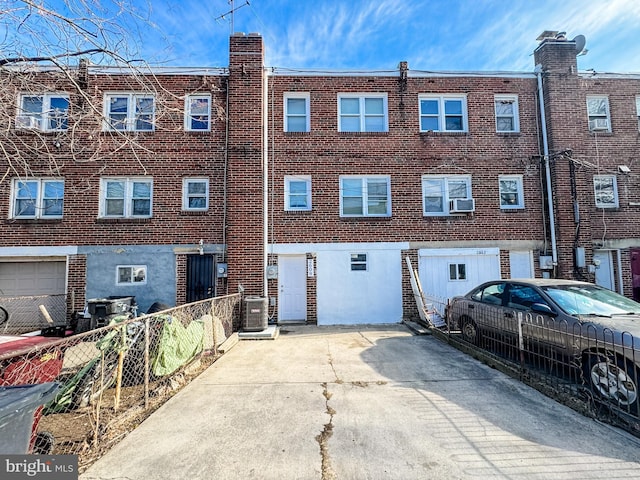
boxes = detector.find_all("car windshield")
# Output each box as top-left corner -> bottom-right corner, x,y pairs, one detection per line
541,284 -> 640,316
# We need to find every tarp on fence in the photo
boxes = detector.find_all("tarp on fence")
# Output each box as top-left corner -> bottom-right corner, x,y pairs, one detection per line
152,318 -> 205,377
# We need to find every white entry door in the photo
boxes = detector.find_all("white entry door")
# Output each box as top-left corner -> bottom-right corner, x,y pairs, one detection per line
278,255 -> 307,322
594,250 -> 614,291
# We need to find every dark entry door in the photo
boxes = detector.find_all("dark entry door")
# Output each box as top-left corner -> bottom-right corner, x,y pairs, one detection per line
187,255 -> 216,302
631,249 -> 640,302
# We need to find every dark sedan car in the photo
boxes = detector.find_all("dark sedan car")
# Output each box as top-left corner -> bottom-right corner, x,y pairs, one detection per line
447,279 -> 640,415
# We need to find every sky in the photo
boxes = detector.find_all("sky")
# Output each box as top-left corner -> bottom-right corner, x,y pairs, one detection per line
10,0 -> 640,73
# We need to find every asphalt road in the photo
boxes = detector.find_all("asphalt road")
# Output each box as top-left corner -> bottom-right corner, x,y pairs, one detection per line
81,324 -> 640,480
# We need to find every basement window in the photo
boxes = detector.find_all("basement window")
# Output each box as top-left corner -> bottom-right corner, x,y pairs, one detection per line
449,263 -> 467,281
117,265 -> 147,285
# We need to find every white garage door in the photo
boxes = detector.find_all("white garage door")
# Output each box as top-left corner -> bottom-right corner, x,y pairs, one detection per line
419,248 -> 501,301
0,261 -> 66,296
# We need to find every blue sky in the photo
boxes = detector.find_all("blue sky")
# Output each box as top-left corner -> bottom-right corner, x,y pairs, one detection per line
13,0 -> 640,73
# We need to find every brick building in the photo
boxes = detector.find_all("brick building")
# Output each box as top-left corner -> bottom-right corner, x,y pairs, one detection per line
0,32 -> 638,327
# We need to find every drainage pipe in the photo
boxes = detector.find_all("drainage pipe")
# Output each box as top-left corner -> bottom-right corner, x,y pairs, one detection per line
536,65 -> 558,272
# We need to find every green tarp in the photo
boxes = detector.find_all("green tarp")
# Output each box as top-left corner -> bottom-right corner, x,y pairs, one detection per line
151,318 -> 205,377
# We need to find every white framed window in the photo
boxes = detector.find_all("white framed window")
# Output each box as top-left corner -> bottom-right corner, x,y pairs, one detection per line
100,177 -> 153,218
499,175 -> 525,209
350,253 -> 367,271
182,178 -> 209,211
340,175 -> 391,217
422,175 -> 472,216
284,93 -> 310,132
104,93 -> 155,131
284,175 -> 312,211
117,265 -> 147,285
16,94 -> 69,131
636,96 -> 640,131
11,178 -> 64,219
338,94 -> 387,132
449,263 -> 467,281
494,95 -> 519,133
419,94 -> 468,132
185,95 -> 211,131
593,175 -> 618,208
586,95 -> 611,132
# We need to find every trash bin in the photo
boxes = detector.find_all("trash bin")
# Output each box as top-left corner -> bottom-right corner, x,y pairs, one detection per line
243,297 -> 268,332
87,296 -> 136,329
0,382 -> 59,454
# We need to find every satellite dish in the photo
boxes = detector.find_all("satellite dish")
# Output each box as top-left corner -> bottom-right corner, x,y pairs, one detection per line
572,35 -> 586,56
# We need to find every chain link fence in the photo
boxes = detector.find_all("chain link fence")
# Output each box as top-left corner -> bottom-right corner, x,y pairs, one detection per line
0,294 -> 68,334
0,293 -> 241,472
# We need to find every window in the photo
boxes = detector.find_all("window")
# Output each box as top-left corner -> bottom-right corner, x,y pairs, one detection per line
419,94 -> 467,132
494,95 -> 519,132
117,265 -> 147,285
182,178 -> 209,211
340,176 -> 391,217
593,175 -> 618,208
11,178 -> 64,219
499,175 -> 524,209
422,175 -> 472,216
338,94 -> 387,132
100,178 -> 152,218
284,93 -> 310,132
17,94 -> 69,131
449,263 -> 466,281
185,95 -> 211,131
284,175 -> 311,211
350,253 -> 367,271
636,96 -> 640,131
586,95 -> 611,132
104,93 -> 155,131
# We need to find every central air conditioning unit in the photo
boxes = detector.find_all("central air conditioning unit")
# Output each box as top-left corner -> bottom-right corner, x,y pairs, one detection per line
15,115 -> 41,130
243,296 -> 268,332
449,198 -> 475,213
589,118 -> 610,131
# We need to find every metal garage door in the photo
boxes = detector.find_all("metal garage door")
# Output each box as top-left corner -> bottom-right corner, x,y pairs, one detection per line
419,248 -> 501,301
0,261 -> 67,333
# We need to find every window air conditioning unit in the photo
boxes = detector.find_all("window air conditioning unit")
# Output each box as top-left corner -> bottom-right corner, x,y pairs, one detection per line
449,198 -> 475,213
589,118 -> 609,131
15,115 -> 41,130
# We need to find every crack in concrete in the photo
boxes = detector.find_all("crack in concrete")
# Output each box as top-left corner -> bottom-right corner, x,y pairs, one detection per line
316,382 -> 337,480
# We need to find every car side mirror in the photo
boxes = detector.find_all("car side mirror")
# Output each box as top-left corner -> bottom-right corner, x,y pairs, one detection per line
531,303 -> 557,316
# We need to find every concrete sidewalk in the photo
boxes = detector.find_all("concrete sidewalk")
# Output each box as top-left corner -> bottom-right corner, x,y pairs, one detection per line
81,324 -> 640,480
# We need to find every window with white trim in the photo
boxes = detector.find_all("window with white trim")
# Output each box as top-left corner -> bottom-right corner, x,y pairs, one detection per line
338,94 -> 387,132
494,95 -> 519,132
284,93 -> 310,132
16,94 -> 69,131
636,96 -> 640,131
11,178 -> 64,219
422,175 -> 472,216
185,95 -> 211,131
104,93 -> 155,131
182,178 -> 209,211
586,95 -> 611,132
499,175 -> 524,209
284,175 -> 311,211
419,94 -> 467,132
117,265 -> 147,285
340,176 -> 391,217
100,178 -> 153,218
449,263 -> 467,281
350,253 -> 367,271
593,175 -> 618,208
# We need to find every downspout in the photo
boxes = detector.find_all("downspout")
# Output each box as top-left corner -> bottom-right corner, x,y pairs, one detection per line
263,65 -> 269,299
535,64 -> 558,273
223,75 -> 230,295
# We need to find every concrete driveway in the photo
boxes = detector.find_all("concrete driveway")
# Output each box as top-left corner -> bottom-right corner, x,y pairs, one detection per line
81,324 -> 640,480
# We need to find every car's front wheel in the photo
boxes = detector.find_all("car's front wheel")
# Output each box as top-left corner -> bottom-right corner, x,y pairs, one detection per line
584,352 -> 639,415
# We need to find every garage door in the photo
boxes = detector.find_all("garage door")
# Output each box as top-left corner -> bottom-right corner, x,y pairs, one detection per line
419,248 -> 501,301
0,261 -> 67,333
0,261 -> 66,296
